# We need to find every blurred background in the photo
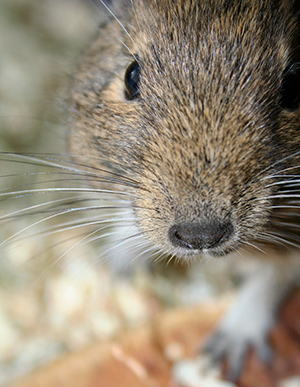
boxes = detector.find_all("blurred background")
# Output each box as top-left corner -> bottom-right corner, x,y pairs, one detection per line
0,1 -> 235,385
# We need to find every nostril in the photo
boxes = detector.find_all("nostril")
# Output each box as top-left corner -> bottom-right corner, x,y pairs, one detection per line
169,221 -> 233,250
173,230 -> 194,250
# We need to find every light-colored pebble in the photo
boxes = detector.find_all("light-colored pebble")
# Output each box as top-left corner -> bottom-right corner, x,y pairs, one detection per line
164,342 -> 185,362
279,377 -> 300,387
0,306 -> 19,358
173,357 -> 237,387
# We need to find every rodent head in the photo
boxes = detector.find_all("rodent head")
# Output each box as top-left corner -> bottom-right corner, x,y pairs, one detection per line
69,0 -> 300,260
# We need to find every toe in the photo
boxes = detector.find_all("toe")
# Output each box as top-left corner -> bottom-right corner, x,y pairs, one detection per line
225,341 -> 249,382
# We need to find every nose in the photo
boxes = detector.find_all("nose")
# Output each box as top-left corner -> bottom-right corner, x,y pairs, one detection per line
169,221 -> 233,250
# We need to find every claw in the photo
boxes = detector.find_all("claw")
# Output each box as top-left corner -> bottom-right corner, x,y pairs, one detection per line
201,330 -> 273,383
202,331 -> 222,353
203,332 -> 249,382
257,341 -> 274,365
202,332 -> 226,368
225,342 -> 249,382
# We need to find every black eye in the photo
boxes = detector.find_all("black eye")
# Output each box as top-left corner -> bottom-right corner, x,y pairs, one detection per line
280,63 -> 300,111
124,60 -> 140,100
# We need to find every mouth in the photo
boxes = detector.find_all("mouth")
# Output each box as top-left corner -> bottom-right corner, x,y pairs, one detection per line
173,244 -> 238,261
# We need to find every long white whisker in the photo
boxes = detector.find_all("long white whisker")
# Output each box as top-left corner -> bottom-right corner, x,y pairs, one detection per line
166,253 -> 177,266
271,221 -> 300,229
257,194 -> 300,200
261,165 -> 300,180
21,209 -> 134,234
130,244 -> 157,263
94,0 -> 137,54
91,231 -> 145,253
241,240 -> 267,255
267,205 -> 300,209
152,248 -> 167,263
34,228 -> 125,284
260,232 -> 300,249
265,179 -> 300,188
266,180 -> 300,188
9,217 -> 136,246
0,152 -> 140,185
91,231 -> 152,267
255,151 -> 300,180
256,232 -> 287,247
0,204 -> 134,248
0,187 -> 137,199
0,199 -> 134,222
0,171 -> 138,190
0,195 -> 81,221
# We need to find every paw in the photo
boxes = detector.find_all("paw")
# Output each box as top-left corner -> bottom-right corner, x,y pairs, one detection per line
201,262 -> 292,381
203,324 -> 273,381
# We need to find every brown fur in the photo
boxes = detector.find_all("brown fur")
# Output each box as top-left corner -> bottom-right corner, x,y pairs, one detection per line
68,0 -> 300,259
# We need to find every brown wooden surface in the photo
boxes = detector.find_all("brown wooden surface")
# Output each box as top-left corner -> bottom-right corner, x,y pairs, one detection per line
14,291 -> 300,387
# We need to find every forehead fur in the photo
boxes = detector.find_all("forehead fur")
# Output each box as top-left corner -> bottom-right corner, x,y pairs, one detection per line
124,1 -> 297,134
133,0 -> 298,43
132,0 -> 298,83
136,2 -> 296,65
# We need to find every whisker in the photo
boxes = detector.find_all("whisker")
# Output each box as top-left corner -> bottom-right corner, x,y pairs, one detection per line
0,187 -> 138,200
255,233 -> 286,247
255,152 -> 300,180
0,204 -> 136,248
261,165 -> 300,180
152,244 -> 173,264
153,248 -> 168,264
18,230 -> 94,269
267,205 -> 300,209
166,253 -> 177,266
93,0 -> 138,55
0,199 -> 133,222
0,196 -> 133,220
51,225 -> 127,266
8,217 -> 136,247
94,230 -> 150,265
265,179 -> 300,188
271,221 -> 300,229
130,243 -> 158,263
231,246 -> 244,259
0,195 -> 82,221
14,214 -> 135,270
0,173 -> 139,191
95,231 -> 145,253
241,240 -> 267,255
19,209 -> 134,234
34,227 -> 126,284
0,151 -> 141,186
256,194 -> 300,200
272,211 -> 300,218
260,231 -> 300,249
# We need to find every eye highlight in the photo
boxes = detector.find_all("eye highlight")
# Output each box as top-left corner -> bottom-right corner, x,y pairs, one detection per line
280,63 -> 300,111
124,60 -> 140,100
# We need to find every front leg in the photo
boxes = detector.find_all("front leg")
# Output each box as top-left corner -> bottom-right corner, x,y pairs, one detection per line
204,259 -> 300,381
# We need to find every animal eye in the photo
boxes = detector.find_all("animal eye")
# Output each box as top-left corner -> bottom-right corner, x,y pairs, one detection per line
124,60 -> 140,100
280,63 -> 300,111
